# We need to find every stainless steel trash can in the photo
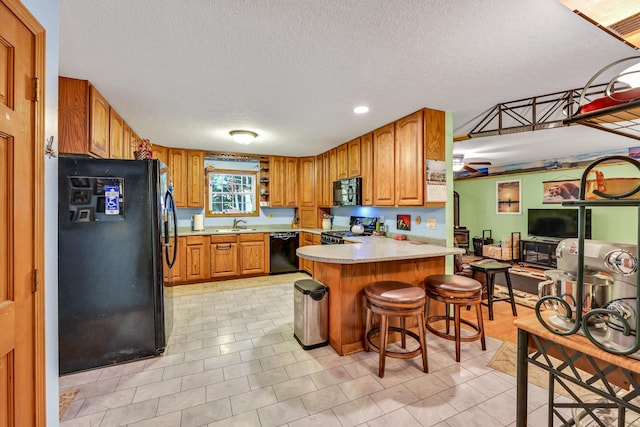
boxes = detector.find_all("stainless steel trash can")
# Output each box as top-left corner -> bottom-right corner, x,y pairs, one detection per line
293,279 -> 329,349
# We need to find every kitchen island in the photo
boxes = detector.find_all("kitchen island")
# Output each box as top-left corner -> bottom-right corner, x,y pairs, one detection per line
297,238 -> 463,355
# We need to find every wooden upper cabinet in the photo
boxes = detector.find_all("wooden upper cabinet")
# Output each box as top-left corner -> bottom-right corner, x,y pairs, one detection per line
329,148 -> 337,185
395,110 -> 424,206
360,132 -> 373,206
168,149 -> 187,207
284,157 -> 299,207
347,138 -> 361,177
59,76 -> 143,159
322,151 -> 331,206
58,77 -> 110,157
424,108 -> 445,161
89,85 -> 110,158
187,150 -> 204,208
153,144 -> 168,166
315,154 -> 324,206
108,108 -> 124,159
269,156 -> 285,207
299,156 -> 315,207
123,123 -> 134,159
372,123 -> 395,206
336,143 -> 348,179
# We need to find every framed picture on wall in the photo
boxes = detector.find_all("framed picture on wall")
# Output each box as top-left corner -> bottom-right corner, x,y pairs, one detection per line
496,179 -> 521,214
396,214 -> 410,230
542,179 -> 580,203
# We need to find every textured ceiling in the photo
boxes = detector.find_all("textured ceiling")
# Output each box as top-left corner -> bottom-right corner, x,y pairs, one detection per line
59,0 -> 639,166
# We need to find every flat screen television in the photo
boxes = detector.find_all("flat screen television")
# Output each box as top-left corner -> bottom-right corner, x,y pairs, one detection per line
527,208 -> 592,239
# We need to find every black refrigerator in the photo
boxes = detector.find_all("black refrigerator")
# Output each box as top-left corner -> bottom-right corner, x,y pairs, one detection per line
58,157 -> 178,375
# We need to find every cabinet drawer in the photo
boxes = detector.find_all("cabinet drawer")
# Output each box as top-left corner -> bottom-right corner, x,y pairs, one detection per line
211,235 -> 237,244
186,236 -> 205,245
239,233 -> 264,242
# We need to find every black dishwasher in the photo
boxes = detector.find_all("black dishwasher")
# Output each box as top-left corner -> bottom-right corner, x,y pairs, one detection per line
270,232 -> 300,274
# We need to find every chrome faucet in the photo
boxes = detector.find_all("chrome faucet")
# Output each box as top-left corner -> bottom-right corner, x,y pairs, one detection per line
232,219 -> 247,229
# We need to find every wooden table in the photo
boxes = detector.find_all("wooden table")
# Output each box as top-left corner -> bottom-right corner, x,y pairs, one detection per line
515,313 -> 640,426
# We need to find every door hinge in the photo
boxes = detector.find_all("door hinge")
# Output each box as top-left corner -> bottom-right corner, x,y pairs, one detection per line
32,269 -> 39,293
32,77 -> 40,102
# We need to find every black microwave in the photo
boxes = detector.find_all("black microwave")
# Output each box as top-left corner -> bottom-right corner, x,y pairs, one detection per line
333,177 -> 362,206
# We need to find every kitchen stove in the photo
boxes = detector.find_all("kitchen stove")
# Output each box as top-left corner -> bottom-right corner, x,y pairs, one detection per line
320,216 -> 377,244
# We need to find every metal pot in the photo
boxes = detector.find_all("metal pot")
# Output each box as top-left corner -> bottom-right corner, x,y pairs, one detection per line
538,269 -> 614,319
351,224 -> 364,235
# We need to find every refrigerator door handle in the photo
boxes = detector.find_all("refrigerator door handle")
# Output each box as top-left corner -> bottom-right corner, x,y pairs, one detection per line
164,190 -> 178,269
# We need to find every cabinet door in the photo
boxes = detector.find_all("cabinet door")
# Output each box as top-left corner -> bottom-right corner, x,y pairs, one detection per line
89,85 -> 110,158
185,236 -> 209,281
300,232 -> 314,274
269,156 -> 285,207
298,207 -> 317,228
395,110 -> 424,206
123,123 -> 134,159
315,154 -> 324,206
299,156 -> 315,207
168,149 -> 187,207
336,143 -> 348,179
109,108 -> 124,159
211,242 -> 239,278
284,157 -> 299,207
329,148 -> 337,185
153,144 -> 168,167
373,123 -> 395,206
348,138 -> 361,177
360,133 -> 374,206
424,108 -> 445,161
239,240 -> 266,275
322,152 -> 331,206
187,150 -> 204,208
164,237 -> 186,284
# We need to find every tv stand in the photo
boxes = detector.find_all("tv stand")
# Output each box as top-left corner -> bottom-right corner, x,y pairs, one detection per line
520,239 -> 558,268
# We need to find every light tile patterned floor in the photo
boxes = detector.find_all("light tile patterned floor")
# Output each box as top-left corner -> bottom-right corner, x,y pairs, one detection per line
59,273 -> 569,426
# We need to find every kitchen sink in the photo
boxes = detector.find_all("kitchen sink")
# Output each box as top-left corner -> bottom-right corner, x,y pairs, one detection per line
211,228 -> 257,232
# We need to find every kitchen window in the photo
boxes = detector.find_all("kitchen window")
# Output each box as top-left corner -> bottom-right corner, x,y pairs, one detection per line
205,167 -> 259,217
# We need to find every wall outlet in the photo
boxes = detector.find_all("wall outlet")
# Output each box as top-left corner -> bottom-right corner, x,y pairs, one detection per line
426,218 -> 437,229
268,213 -> 273,219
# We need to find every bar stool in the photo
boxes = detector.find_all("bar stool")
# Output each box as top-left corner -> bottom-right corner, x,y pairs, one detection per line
423,274 -> 486,362
470,261 -> 517,321
364,281 -> 428,378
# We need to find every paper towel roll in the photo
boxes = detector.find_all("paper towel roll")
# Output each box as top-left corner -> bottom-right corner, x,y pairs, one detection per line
192,214 -> 204,231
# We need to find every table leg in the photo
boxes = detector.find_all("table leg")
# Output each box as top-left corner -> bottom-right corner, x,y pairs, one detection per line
486,272 -> 494,321
504,271 -> 518,317
516,328 -> 528,426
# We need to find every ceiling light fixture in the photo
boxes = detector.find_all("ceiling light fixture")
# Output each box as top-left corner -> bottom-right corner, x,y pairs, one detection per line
452,155 -> 465,172
353,105 -> 369,114
229,130 -> 258,145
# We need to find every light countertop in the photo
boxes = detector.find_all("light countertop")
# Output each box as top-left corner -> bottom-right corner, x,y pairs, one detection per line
296,236 -> 463,264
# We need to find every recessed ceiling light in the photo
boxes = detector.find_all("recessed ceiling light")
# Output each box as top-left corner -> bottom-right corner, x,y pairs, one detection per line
353,106 -> 369,114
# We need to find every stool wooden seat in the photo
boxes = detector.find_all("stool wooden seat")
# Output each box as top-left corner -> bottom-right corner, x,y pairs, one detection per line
470,261 -> 517,321
364,281 -> 428,378
423,274 -> 486,362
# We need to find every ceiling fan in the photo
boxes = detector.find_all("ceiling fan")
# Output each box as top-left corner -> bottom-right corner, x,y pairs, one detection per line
452,154 -> 492,173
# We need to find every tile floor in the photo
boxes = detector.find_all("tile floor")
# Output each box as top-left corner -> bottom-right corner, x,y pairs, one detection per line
59,273 -> 570,427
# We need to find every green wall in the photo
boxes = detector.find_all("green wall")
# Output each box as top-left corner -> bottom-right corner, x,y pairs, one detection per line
454,162 -> 639,245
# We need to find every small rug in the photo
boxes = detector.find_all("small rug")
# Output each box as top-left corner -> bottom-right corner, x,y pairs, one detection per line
493,284 -> 538,309
488,341 -> 591,399
59,389 -> 78,419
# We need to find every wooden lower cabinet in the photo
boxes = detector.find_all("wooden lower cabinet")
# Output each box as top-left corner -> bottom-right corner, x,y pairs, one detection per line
300,232 -> 321,274
164,237 -> 186,284
210,235 -> 239,278
238,233 -> 269,275
185,236 -> 209,281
